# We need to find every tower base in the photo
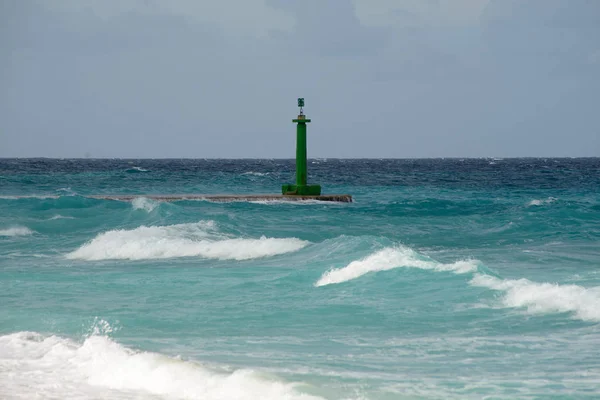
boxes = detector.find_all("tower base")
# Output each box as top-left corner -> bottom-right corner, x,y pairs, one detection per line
282,184 -> 322,196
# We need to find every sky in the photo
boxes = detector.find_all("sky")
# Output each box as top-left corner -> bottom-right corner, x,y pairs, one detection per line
1,0 -> 599,158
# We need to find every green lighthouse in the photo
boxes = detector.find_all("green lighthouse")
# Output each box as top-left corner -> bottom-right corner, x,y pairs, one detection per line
282,98 -> 322,196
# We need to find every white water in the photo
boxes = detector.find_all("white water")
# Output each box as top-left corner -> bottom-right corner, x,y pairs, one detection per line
0,226 -> 34,236
470,274 -> 600,322
49,214 -> 76,220
131,197 -> 159,212
66,221 -> 309,261
0,331 -> 322,400
315,247 -> 478,287
527,197 -> 557,206
242,171 -> 270,176
317,246 -> 600,322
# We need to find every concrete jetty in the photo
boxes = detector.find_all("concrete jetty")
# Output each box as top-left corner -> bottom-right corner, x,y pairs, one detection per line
91,99 -> 351,203
89,194 -> 352,203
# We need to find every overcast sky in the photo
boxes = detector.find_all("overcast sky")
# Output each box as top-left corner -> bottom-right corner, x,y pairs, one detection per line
1,0 -> 598,158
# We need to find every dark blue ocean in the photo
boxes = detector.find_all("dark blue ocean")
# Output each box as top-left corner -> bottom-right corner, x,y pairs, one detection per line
1,158 -> 599,399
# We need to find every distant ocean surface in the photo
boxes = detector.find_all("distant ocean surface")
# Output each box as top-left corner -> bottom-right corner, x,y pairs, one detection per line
1,158 -> 599,399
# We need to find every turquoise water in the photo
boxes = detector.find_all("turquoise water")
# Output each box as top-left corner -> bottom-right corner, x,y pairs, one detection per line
1,158 -> 599,399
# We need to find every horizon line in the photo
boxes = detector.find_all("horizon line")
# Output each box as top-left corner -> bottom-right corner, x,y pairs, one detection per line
0,156 -> 599,161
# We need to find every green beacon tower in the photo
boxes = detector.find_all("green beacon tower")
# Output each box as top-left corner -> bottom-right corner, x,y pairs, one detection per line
282,98 -> 322,196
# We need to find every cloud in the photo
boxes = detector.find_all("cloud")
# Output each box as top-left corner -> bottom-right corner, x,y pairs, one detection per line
353,0 -> 491,28
267,0 -> 388,57
481,0 -> 600,78
46,0 -> 294,38
1,0 -> 598,158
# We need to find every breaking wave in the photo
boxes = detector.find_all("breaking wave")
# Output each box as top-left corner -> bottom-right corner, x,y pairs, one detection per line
315,246 -> 478,287
66,221 -> 308,261
242,171 -> 270,176
131,197 -> 159,212
125,166 -> 150,173
0,331 -> 321,400
48,214 -> 76,220
470,274 -> 600,322
316,246 -> 600,322
527,197 -> 557,206
0,226 -> 35,236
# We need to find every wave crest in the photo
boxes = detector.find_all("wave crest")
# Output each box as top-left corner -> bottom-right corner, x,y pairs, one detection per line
0,331 -> 321,400
66,221 -> 308,261
125,166 -> 150,173
131,197 -> 159,212
242,171 -> 270,176
315,247 -> 478,287
49,214 -> 76,220
315,245 -> 600,322
470,274 -> 600,322
527,197 -> 557,206
0,226 -> 34,236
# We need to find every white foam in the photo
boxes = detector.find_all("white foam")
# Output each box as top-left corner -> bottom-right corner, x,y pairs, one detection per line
0,226 -> 34,236
57,187 -> 77,195
49,214 -> 76,220
315,247 -> 478,286
242,171 -> 270,176
470,274 -> 600,322
0,331 -> 322,400
527,197 -> 557,206
315,246 -> 600,322
131,197 -> 159,212
125,166 -> 150,173
66,221 -> 308,261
